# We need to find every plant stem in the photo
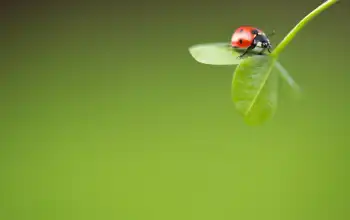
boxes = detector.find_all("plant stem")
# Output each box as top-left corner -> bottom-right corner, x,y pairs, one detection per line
271,0 -> 339,57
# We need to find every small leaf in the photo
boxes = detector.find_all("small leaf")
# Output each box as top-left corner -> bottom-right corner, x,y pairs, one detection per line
188,42 -> 267,66
232,55 -> 279,125
188,43 -> 241,65
274,61 -> 302,99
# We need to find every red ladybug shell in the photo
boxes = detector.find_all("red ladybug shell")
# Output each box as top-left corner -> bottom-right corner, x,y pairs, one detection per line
231,26 -> 263,48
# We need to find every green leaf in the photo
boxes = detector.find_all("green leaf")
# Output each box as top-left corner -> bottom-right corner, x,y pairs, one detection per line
188,42 -> 268,66
274,61 -> 302,99
188,43 -> 241,65
232,55 -> 279,125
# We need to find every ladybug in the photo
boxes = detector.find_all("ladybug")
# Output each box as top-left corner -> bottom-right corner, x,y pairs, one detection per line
231,26 -> 275,59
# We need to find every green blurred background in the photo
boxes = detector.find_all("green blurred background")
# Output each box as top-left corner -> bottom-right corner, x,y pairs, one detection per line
1,0 -> 349,219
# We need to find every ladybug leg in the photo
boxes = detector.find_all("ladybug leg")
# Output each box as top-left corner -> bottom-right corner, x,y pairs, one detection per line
237,44 -> 256,59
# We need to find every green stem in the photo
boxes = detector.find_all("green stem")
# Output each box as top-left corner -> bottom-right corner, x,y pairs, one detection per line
271,0 -> 339,57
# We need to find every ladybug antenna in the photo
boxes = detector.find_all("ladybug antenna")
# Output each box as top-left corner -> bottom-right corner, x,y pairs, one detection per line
267,30 -> 276,38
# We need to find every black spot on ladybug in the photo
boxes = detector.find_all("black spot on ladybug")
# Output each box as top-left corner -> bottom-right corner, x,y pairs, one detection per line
239,29 -> 243,32
239,39 -> 243,44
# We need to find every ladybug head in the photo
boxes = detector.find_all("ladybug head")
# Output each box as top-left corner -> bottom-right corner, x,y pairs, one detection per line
255,33 -> 272,49
262,41 -> 272,49
260,36 -> 272,49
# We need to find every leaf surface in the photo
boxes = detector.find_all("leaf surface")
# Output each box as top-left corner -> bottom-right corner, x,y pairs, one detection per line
231,55 -> 279,125
188,43 -> 241,65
